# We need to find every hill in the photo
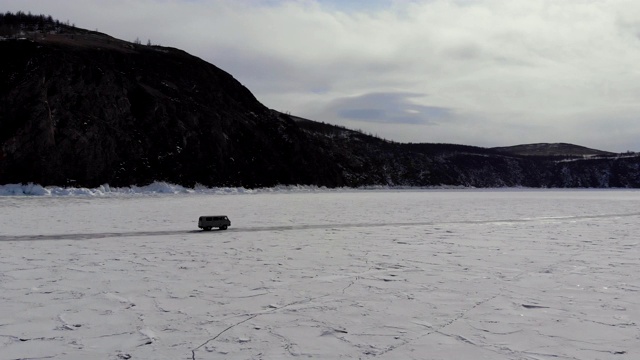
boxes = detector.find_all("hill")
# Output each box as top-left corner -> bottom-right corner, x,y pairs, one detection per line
2,12 -> 640,188
492,143 -> 615,157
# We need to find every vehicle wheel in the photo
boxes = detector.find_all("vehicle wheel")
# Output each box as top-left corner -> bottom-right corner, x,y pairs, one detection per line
220,225 -> 228,230
204,227 -> 212,231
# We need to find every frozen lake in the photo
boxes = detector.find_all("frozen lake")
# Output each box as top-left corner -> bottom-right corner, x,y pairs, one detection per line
1,189 -> 639,359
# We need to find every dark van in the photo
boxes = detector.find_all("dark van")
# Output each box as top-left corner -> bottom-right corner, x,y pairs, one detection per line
198,216 -> 231,231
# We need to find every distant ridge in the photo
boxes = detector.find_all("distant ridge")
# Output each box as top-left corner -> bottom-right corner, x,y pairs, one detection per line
492,143 -> 615,157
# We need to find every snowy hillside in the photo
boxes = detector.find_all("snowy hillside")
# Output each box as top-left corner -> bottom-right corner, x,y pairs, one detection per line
1,189 -> 638,359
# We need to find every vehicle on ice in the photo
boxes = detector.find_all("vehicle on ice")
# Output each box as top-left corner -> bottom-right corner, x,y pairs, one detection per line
198,216 -> 230,231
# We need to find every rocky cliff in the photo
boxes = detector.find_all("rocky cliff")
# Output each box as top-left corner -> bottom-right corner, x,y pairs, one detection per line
0,19 -> 334,187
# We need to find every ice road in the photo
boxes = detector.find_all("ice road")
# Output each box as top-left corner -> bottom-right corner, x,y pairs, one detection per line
0,189 -> 639,359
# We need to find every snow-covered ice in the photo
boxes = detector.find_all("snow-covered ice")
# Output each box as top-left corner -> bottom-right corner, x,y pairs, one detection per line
1,188 -> 639,359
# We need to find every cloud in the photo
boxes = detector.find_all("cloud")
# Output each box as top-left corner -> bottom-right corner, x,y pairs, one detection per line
330,92 -> 451,125
3,0 -> 640,151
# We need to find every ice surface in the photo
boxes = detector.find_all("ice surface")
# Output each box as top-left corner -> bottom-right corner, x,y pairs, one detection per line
1,189 -> 639,359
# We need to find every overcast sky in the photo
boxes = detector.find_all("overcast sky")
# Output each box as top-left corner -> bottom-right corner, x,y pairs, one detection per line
4,0 -> 640,152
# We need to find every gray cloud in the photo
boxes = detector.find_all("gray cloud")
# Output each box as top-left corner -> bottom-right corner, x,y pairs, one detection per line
332,92 -> 451,125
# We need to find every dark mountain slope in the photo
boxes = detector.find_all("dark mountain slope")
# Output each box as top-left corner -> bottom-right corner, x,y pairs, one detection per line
2,13 -> 640,188
493,143 -> 615,157
0,20 -> 341,187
